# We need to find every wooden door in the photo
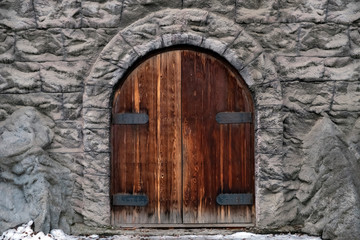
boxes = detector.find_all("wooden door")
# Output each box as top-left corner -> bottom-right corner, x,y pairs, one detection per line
111,50 -> 254,226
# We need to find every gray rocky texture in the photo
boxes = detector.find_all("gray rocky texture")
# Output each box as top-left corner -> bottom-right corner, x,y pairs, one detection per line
299,23 -> 349,57
235,0 -> 278,23
279,80 -> 360,239
327,0 -> 360,24
0,107 -> 76,233
0,0 -> 359,239
0,0 -> 37,30
40,61 -> 86,93
33,0 -> 82,29
0,62 -> 41,93
299,116 -> 360,239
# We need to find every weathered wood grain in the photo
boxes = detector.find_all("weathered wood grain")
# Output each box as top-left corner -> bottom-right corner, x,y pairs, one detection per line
111,51 -> 182,224
111,49 -> 254,226
181,50 -> 254,223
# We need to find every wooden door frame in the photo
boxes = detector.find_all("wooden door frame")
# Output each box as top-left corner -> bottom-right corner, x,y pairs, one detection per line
110,47 -> 255,227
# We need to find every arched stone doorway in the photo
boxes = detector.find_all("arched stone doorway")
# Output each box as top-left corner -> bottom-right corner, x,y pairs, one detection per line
110,49 -> 254,226
82,9 -> 283,228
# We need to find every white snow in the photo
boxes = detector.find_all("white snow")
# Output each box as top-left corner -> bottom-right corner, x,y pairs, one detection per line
0,221 -> 322,240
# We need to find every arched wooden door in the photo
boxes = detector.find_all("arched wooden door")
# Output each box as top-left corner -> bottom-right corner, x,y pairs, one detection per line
111,50 -> 254,226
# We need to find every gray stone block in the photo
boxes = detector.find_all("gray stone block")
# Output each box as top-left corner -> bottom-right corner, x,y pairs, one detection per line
331,81 -> 360,112
83,85 -> 112,108
161,32 -> 203,48
0,93 -> 63,120
324,57 -> 360,81
63,28 -> 118,61
201,37 -> 228,57
51,121 -> 83,151
242,53 -> 278,86
0,0 -> 37,30
206,12 -> 242,41
184,0 -> 235,19
83,128 -> 110,152
256,105 -> 283,129
82,195 -> 110,226
83,108 -> 111,129
224,30 -> 263,67
97,35 -> 131,65
275,56 -> 324,80
83,174 -> 109,195
236,0 -> 278,23
120,0 -> 182,28
327,0 -> 360,24
33,0 -> 82,28
0,62 -> 41,93
253,81 -> 282,106
15,29 -> 64,62
83,152 -> 110,176
0,29 -> 15,63
40,61 -> 86,92
62,92 -> 83,120
328,111 -> 360,139
48,152 -> 84,176
87,59 -> 126,86
257,153 -> 284,181
350,27 -> 360,58
245,23 -> 299,56
283,81 -> 333,114
299,23 -> 349,57
81,0 -> 123,28
82,173 -> 110,226
256,190 -> 298,228
277,0 -> 327,23
256,128 -> 283,154
121,22 -> 160,48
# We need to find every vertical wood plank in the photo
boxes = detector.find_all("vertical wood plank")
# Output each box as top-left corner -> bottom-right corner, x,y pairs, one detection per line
111,51 -> 182,224
181,50 -> 254,224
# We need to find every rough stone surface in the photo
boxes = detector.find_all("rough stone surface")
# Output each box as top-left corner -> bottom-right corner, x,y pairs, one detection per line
0,1 -> 359,239
0,107 -> 76,233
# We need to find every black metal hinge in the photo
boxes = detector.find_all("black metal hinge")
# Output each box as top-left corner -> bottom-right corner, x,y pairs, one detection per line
113,113 -> 149,125
216,193 -> 253,205
215,112 -> 252,124
113,194 -> 149,206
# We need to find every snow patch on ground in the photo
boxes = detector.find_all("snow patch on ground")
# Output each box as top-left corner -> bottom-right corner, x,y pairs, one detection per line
0,221 -> 322,240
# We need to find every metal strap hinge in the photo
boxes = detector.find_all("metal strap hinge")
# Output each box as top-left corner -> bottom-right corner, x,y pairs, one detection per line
113,113 -> 149,125
113,194 -> 149,206
216,112 -> 252,124
216,193 -> 253,205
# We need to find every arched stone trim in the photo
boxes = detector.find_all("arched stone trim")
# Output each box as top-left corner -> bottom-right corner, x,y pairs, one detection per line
82,9 -> 283,227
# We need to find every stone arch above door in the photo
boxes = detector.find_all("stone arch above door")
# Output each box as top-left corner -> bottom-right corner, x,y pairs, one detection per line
82,8 -> 283,227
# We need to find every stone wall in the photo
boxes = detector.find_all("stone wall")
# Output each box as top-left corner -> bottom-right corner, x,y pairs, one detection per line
0,1 -> 359,239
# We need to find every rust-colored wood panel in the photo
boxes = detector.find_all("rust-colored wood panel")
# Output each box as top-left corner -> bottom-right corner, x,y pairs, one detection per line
111,51 -> 182,224
181,50 -> 254,224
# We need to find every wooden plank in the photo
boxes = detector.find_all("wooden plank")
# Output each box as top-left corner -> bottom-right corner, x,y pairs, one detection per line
181,50 -> 255,224
181,50 -> 198,223
111,51 -> 182,225
110,223 -> 255,228
157,51 -> 182,223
